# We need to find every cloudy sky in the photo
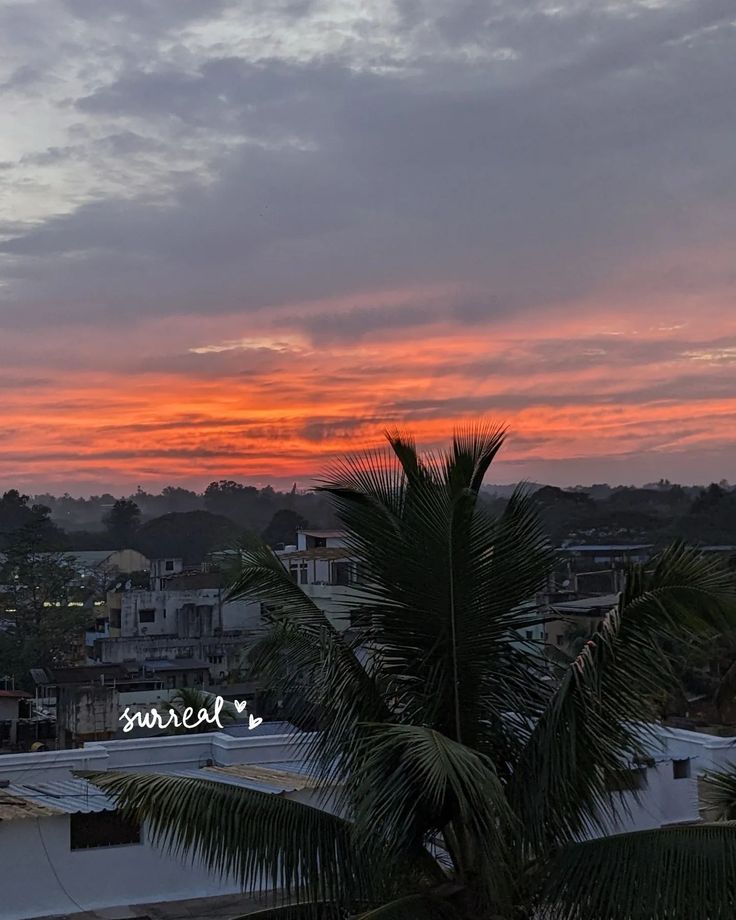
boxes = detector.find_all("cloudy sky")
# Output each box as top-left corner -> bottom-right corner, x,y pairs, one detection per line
0,0 -> 734,493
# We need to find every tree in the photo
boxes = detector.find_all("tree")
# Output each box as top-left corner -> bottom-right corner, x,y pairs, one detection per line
0,517 -> 92,689
164,688 -> 238,735
262,508 -> 308,548
133,510 -> 243,564
103,498 -> 141,546
85,424 -> 736,919
0,490 -> 61,551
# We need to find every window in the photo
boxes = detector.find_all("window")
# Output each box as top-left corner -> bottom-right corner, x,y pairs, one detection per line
109,609 -> 121,629
605,768 -> 646,793
70,810 -> 141,850
165,560 -> 175,571
299,564 -> 308,585
138,608 -> 155,623
673,758 -> 691,780
525,630 -> 534,640
333,562 -> 351,586
556,635 -> 564,645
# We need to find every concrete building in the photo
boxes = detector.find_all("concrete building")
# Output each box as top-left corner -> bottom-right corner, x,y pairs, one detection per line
95,561 -> 262,684
0,720 -> 731,919
276,530 -> 368,630
70,548 -> 151,577
0,727 -> 315,919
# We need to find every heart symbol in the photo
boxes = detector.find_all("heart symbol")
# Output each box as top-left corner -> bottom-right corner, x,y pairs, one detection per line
249,714 -> 263,730
234,700 -> 247,713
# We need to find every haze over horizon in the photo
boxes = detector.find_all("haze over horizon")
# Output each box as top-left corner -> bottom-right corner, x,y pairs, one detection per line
1,0 -> 734,493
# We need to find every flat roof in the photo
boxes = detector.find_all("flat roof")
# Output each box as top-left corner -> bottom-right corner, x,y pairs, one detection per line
552,593 -> 620,614
560,544 -> 654,552
280,547 -> 354,561
298,529 -> 347,538
0,777 -> 115,821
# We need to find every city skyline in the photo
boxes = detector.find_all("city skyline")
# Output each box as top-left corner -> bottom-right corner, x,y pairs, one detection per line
1,1 -> 734,492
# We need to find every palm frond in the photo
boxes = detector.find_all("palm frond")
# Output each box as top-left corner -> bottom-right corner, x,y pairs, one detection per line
511,542 -> 736,851
80,770 -> 376,911
347,723 -> 513,913
538,824 -> 736,919
701,767 -> 736,821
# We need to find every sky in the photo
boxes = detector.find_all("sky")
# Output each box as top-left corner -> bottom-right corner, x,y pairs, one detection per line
0,0 -> 734,495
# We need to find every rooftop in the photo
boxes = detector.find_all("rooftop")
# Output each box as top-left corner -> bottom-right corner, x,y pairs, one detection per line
279,547 -> 354,561
552,593 -> 620,614
0,777 -> 114,821
560,544 -> 654,553
298,529 -> 347,539
141,658 -> 210,671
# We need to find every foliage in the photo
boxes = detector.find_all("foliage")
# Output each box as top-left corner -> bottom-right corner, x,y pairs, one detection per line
133,510 -> 243,564
262,508 -> 309,548
164,687 -> 238,734
103,498 -> 141,546
83,424 -> 736,918
0,515 -> 92,688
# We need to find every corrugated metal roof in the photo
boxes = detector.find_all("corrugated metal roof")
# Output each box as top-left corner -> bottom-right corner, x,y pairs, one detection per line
172,763 -> 319,796
0,777 -> 115,820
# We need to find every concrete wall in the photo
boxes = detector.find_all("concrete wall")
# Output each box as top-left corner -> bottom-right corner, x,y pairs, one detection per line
0,813 -> 242,920
0,722 -> 731,919
0,697 -> 22,721
118,589 -> 261,639
0,733 -> 307,918
57,685 -> 120,746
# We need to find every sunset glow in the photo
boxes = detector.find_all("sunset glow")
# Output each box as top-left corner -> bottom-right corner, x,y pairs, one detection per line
1,1 -> 733,492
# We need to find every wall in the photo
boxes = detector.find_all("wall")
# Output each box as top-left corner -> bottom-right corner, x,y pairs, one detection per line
0,698 -> 21,721
0,812 -> 242,919
57,685 -> 119,746
0,732 -> 307,918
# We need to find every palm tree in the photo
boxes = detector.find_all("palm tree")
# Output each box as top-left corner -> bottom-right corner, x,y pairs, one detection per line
164,686 -> 238,734
85,425 -> 736,919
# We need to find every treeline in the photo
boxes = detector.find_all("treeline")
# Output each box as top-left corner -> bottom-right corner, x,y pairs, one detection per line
503,482 -> 736,546
3,476 -> 734,565
33,481 -> 338,534
1,483 -> 339,566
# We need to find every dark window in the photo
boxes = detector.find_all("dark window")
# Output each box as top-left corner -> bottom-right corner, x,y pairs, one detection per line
556,635 -> 564,645
139,608 -> 155,623
525,630 -> 534,640
333,562 -> 351,586
70,810 -> 141,850
109,609 -> 121,629
673,759 -> 691,780
299,565 -> 308,585
165,560 -> 175,571
314,537 -> 327,548
605,768 -> 646,793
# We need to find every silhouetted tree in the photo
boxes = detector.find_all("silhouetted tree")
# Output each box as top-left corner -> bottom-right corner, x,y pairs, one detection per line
103,499 -> 141,547
262,508 -> 308,547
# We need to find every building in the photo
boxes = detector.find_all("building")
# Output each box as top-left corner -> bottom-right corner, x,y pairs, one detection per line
0,720 -> 731,919
70,548 -> 151,577
0,689 -> 32,749
0,726 -> 315,919
276,530 -> 368,630
94,560 -> 262,684
545,593 -> 620,651
560,543 -> 654,566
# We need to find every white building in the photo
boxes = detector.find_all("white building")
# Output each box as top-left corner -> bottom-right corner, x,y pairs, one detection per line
276,530 -> 368,630
0,720 -> 732,918
0,725 -> 315,919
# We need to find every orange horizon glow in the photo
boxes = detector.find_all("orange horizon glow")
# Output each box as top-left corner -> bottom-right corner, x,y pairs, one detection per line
2,277 -> 736,495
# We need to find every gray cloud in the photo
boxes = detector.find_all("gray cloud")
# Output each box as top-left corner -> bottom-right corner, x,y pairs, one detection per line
0,0 -> 733,332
